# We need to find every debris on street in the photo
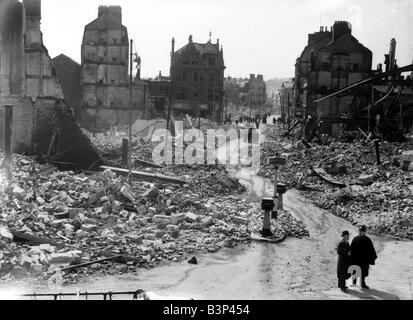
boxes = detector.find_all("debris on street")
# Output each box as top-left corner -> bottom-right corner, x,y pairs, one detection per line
0,130 -> 308,285
260,126 -> 413,240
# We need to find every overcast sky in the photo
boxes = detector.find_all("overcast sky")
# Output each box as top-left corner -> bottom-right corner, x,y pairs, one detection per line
41,0 -> 412,80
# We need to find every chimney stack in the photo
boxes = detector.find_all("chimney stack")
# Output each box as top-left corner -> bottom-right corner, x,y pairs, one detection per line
171,37 -> 175,56
332,21 -> 352,41
24,0 -> 41,18
389,38 -> 397,71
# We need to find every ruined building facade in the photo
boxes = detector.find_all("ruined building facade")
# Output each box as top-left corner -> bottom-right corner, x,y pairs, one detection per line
52,54 -> 81,120
0,0 -> 101,169
294,21 -> 372,135
242,74 -> 267,111
170,35 -> 225,121
80,6 -> 145,130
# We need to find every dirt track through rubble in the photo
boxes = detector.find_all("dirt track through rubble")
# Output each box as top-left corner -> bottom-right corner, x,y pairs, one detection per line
11,158 -> 413,300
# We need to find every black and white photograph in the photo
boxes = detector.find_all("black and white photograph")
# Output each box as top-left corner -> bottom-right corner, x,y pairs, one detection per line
0,0 -> 412,307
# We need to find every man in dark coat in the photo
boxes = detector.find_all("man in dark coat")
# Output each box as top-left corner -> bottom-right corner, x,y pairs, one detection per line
350,225 -> 377,289
336,231 -> 351,293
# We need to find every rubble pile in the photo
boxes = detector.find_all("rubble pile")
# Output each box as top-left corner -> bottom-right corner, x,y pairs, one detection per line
0,147 -> 307,285
260,126 -> 413,239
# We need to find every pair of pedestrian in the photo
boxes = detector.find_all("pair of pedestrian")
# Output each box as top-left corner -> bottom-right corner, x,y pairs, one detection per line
336,226 -> 377,293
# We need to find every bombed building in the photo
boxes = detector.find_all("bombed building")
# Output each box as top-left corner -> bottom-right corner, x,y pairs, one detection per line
170,35 -> 225,121
0,0 -> 101,169
80,5 -> 146,131
294,21 -> 373,136
240,74 -> 267,111
52,54 -> 81,121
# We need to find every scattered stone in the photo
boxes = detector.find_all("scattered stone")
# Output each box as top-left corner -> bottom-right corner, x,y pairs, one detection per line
12,185 -> 26,200
357,174 -> 375,186
48,251 -> 82,265
153,215 -> 172,225
0,226 -> 13,242
171,213 -> 185,225
185,212 -> 200,223
223,239 -> 234,248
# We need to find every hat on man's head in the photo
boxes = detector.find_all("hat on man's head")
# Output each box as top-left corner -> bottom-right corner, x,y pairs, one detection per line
341,231 -> 350,237
359,225 -> 367,232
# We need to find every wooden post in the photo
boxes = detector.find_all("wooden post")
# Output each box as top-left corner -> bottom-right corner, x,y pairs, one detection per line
225,94 -> 228,122
374,139 -> 381,165
287,92 -> 291,135
198,104 -> 201,130
4,105 -> 13,181
128,39 -> 133,181
143,83 -> 147,120
122,139 -> 129,166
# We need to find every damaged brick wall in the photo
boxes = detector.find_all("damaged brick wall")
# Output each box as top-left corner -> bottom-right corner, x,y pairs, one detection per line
0,0 -> 102,170
80,5 -> 145,131
294,22 -> 372,136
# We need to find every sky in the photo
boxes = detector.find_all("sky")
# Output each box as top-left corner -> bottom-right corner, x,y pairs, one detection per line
41,0 -> 412,80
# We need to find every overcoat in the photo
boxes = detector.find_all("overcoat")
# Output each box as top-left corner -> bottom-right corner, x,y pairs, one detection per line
350,235 -> 377,277
336,240 -> 351,278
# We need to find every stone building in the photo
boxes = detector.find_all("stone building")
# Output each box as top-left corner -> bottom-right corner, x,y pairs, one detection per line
224,76 -> 247,107
279,81 -> 294,122
294,21 -> 372,136
80,5 -> 145,131
0,0 -> 101,169
52,54 -> 81,120
242,74 -> 267,111
170,35 -> 225,121
143,72 -> 171,117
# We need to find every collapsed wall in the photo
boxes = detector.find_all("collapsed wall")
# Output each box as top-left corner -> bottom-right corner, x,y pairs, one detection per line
0,0 -> 103,170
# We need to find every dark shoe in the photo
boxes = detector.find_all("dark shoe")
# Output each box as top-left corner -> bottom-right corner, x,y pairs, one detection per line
362,284 -> 370,289
340,288 -> 348,293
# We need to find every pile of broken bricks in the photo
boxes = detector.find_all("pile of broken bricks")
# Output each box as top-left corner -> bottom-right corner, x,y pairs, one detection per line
0,151 -> 309,285
259,126 -> 413,240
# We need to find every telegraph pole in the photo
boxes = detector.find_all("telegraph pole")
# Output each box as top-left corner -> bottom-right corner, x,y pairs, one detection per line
128,39 -> 133,180
287,92 -> 291,132
225,93 -> 228,122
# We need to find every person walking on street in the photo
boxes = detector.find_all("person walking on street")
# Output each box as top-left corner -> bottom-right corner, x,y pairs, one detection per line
350,225 -> 377,289
336,231 -> 351,293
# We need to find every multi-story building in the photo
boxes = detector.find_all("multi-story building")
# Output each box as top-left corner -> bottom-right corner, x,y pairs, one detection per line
224,76 -> 245,107
279,81 -> 294,121
294,21 -> 372,136
142,72 -> 171,117
244,74 -> 267,109
0,0 -> 101,169
170,35 -> 225,121
80,5 -> 145,130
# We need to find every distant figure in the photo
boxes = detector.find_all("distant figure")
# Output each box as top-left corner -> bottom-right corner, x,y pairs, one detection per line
350,225 -> 377,289
336,231 -> 351,293
273,117 -> 277,125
